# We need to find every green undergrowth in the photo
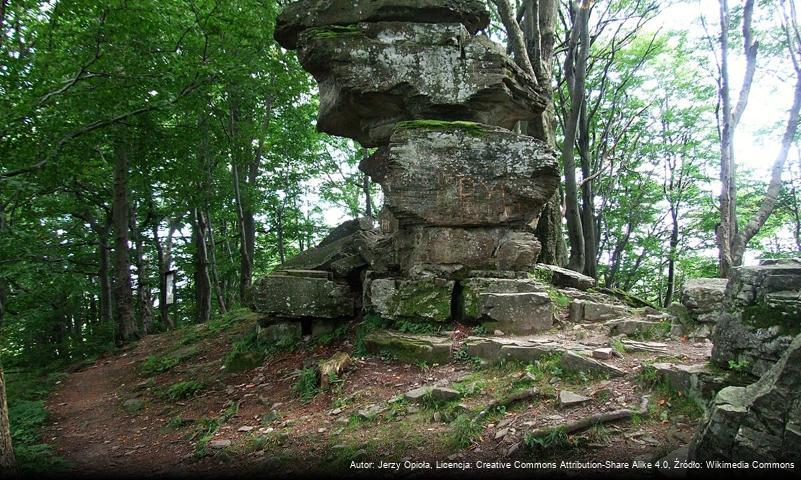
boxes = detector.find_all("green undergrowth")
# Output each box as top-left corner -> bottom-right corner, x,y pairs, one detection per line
161,380 -> 204,401
5,369 -> 70,475
141,346 -> 199,376
292,367 -> 320,403
193,400 -> 240,457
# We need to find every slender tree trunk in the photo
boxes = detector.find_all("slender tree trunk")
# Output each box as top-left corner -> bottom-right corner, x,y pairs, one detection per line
578,100 -> 597,278
561,0 -> 591,272
130,205 -> 152,335
0,364 -> 15,474
98,225 -> 113,326
112,142 -> 137,345
192,208 -> 212,323
664,211 -> 680,307
276,206 -> 286,264
716,0 -> 757,277
206,214 -> 227,314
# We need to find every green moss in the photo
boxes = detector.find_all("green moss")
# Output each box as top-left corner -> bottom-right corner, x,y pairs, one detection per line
742,303 -> 801,336
461,286 -> 481,320
387,279 -> 452,322
162,380 -> 204,400
304,25 -> 363,41
395,120 -> 488,138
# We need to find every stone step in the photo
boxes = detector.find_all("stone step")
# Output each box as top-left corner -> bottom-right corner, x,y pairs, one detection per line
362,331 -> 452,364
569,299 -> 630,323
463,336 -> 625,377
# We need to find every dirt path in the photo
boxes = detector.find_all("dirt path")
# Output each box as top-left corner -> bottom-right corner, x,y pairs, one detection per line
44,337 -> 196,477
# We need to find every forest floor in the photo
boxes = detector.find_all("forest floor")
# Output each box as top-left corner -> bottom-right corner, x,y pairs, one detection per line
42,309 -> 711,478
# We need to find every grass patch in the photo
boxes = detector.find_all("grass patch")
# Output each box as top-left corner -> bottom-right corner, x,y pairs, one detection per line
141,346 -> 198,376
449,414 -> 484,449
292,368 -> 320,403
162,380 -> 204,401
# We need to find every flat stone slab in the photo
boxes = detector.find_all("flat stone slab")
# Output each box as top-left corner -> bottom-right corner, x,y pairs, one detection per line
249,274 -> 354,319
364,276 -> 454,322
275,0 -> 491,49
559,351 -> 626,378
569,300 -> 629,323
297,23 -> 548,146
404,385 -> 460,403
592,347 -> 614,360
364,123 -> 559,227
533,264 -> 596,291
606,318 -> 668,338
363,331 -> 452,364
559,390 -> 591,408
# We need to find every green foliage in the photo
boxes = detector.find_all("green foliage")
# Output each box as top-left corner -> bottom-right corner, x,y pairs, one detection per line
5,370 -> 69,474
224,331 -> 265,373
292,368 -> 320,402
163,380 -> 204,401
524,428 -> 571,450
449,414 -> 483,449
354,314 -> 387,357
727,358 -> 751,373
394,319 -> 441,334
524,353 -> 564,382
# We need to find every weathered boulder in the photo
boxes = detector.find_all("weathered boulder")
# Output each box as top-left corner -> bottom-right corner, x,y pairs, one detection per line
275,0 -> 490,49
257,321 -> 302,344
680,277 -> 728,321
474,292 -> 553,335
651,362 -> 733,409
568,300 -> 629,323
711,259 -> 801,376
461,278 -> 544,316
532,264 -> 596,291
559,390 -> 591,409
362,331 -> 452,363
404,385 -> 460,403
362,123 -> 559,226
689,333 -> 801,464
249,275 -> 355,319
364,276 -> 454,322
298,22 -> 547,146
459,278 -> 552,334
386,226 -> 543,277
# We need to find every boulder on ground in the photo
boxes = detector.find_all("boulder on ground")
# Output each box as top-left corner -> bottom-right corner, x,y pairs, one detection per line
275,0 -> 491,49
404,385 -> 460,403
298,23 -> 547,146
362,331 -> 451,364
363,123 -> 559,226
689,332 -> 801,464
364,276 -> 454,323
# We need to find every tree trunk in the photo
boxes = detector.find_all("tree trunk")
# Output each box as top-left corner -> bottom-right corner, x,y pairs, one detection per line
130,205 -> 153,335
206,214 -> 227,314
98,224 -> 113,326
716,0 -> 757,277
0,365 -> 15,474
561,0 -> 591,273
664,210 -> 680,307
111,142 -> 137,345
578,100 -> 597,278
192,208 -> 212,323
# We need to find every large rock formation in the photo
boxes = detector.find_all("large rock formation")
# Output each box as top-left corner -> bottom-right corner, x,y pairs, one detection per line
275,0 -> 490,49
294,23 -> 545,147
711,259 -> 801,377
250,0 -> 560,338
689,332 -> 801,465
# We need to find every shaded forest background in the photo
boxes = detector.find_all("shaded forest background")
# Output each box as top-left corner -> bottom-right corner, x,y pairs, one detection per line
0,0 -> 800,470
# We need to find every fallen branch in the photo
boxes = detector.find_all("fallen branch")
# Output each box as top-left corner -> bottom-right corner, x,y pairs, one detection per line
526,396 -> 650,440
474,387 -> 546,422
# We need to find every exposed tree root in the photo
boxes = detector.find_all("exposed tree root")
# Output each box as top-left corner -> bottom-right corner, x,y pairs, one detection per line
526,396 -> 650,439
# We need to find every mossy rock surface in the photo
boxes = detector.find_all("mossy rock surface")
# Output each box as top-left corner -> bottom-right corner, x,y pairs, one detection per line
224,350 -> 264,373
363,331 -> 451,364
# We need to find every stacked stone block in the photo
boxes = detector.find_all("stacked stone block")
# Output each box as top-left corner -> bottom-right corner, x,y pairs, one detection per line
249,0 -> 561,336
